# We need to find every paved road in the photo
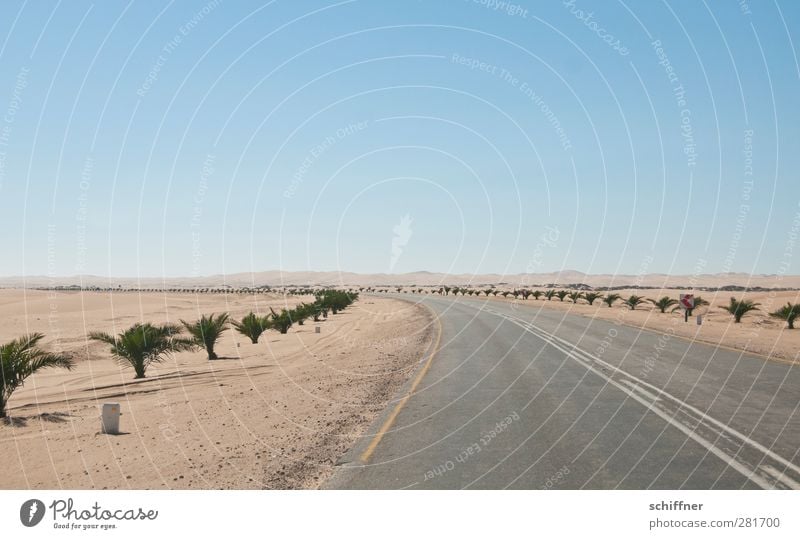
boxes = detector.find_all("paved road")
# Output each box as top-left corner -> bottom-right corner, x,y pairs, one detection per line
327,295 -> 800,489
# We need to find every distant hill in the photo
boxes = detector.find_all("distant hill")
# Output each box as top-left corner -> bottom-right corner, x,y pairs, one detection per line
1,270 -> 798,290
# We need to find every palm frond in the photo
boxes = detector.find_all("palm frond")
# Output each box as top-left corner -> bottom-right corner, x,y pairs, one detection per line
1,334 -> 73,417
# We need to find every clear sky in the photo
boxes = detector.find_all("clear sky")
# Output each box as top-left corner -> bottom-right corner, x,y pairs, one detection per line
1,0 -> 798,278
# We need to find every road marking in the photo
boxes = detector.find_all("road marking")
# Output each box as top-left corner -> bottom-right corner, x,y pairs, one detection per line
491,310 -> 798,490
531,319 -> 800,480
761,465 -> 800,490
501,311 -> 800,479
619,379 -> 662,402
359,308 -> 443,463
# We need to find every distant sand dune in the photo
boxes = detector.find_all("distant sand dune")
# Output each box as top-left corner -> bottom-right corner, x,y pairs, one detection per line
2,270 -> 799,289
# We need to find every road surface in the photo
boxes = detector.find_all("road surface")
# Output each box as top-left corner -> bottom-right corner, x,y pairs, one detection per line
327,295 -> 800,489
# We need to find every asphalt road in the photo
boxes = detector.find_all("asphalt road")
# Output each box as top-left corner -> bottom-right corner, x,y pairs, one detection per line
326,295 -> 800,489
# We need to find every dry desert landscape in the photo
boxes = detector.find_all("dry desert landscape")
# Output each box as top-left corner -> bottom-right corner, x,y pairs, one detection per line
1,273 -> 799,490
0,289 -> 435,489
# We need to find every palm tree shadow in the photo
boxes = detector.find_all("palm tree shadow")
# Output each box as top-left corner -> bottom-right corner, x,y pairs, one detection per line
1,416 -> 28,427
39,411 -> 73,423
2,411 -> 76,427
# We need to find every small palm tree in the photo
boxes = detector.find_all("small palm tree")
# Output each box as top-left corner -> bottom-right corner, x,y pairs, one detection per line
181,313 -> 230,360
623,295 -> 645,310
555,290 -> 569,302
602,293 -> 621,307
532,290 -> 543,300
232,312 -> 271,344
544,289 -> 556,301
90,323 -> 195,379
650,296 -> 679,313
770,303 -> 800,329
567,291 -> 583,304
270,308 -> 293,334
292,303 -> 313,325
583,292 -> 602,305
722,297 -> 760,323
1,334 -> 74,418
501,291 -> 511,298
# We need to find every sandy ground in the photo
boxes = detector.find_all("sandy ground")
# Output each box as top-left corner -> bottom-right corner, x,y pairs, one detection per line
0,290 -> 434,489
405,287 -> 800,363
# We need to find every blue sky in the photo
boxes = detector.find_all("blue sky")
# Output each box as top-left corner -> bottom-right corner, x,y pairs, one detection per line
1,0 -> 798,278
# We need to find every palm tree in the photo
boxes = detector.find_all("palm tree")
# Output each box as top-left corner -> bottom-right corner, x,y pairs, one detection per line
544,289 -> 556,301
602,293 -> 621,307
722,297 -> 760,323
770,303 -> 800,329
567,291 -> 583,304
270,308 -> 293,334
181,313 -> 230,360
555,290 -> 569,302
650,296 -> 679,313
1,334 -> 74,418
291,303 -> 313,325
90,323 -> 195,379
531,290 -> 543,300
583,292 -> 602,305
232,312 -> 271,344
623,295 -> 646,310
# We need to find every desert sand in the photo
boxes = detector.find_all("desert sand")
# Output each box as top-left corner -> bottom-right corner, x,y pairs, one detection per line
0,290 -> 434,489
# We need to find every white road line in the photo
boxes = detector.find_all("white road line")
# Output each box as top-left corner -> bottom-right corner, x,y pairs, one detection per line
492,313 -> 785,490
503,312 -> 800,481
760,465 -> 800,490
619,379 -> 662,402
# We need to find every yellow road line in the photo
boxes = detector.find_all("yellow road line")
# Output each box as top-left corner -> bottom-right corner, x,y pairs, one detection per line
360,305 -> 443,463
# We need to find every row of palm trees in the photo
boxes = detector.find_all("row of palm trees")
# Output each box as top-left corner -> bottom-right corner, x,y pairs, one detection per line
44,285 -> 367,297
0,291 -> 358,418
372,286 -> 798,327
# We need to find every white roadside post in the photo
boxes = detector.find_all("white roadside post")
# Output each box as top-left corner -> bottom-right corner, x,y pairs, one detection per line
101,403 -> 121,434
